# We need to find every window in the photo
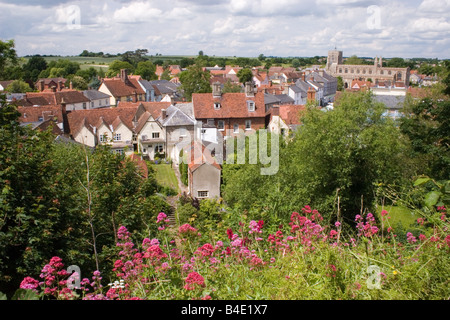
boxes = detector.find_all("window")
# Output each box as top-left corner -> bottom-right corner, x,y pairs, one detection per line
91,102 -> 94,108
155,144 -> 163,153
83,103 -> 86,109
207,119 -> 215,126
115,149 -> 124,155
152,132 -> 160,139
233,123 -> 239,133
114,133 -> 121,141
99,99 -> 102,106
198,191 -> 209,198
218,120 -> 225,131
100,133 -> 107,142
247,101 -> 255,112
245,120 -> 251,130
105,99 -> 108,105
214,102 -> 221,110
380,70 -> 384,75
397,72 -> 402,80
388,71 -> 392,75
127,96 -> 132,102
344,68 -> 348,73
339,68 -> 342,73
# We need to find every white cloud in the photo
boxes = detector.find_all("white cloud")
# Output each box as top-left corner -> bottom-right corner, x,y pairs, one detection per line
418,0 -> 450,13
113,1 -> 162,23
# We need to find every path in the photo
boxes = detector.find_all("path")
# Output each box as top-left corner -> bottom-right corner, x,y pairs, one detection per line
165,163 -> 189,227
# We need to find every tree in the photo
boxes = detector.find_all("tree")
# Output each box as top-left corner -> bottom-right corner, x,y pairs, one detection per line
222,80 -> 242,93
179,64 -> 212,101
291,58 -> 301,69
135,61 -> 157,81
222,91 -> 412,226
237,68 -> 253,84
121,49 -> 149,66
106,60 -> 134,78
67,75 -> 88,90
344,55 -> 364,65
386,57 -> 407,68
419,63 -> 435,76
400,66 -> 450,180
0,40 -> 19,80
337,76 -> 344,91
22,55 -> 48,83
5,80 -> 33,93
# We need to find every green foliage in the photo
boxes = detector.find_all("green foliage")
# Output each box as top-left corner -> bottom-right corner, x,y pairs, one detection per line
106,60 -> 134,78
0,39 -> 18,80
179,64 -> 212,101
222,92 -> 412,227
222,80 -> 242,93
344,55 -> 364,65
135,61 -> 157,81
400,67 -> 450,180
5,80 -> 32,93
0,96 -> 170,295
22,55 -> 48,83
237,68 -> 253,84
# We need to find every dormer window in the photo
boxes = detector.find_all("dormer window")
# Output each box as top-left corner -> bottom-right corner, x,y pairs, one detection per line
214,102 -> 221,110
247,101 -> 255,112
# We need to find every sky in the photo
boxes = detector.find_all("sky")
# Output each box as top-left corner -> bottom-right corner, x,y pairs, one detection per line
0,0 -> 449,59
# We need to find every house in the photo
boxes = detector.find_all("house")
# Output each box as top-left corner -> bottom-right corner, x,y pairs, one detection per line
66,107 -> 138,153
35,78 -> 67,92
288,85 -> 307,105
18,105 -> 65,134
268,104 -> 306,137
160,103 -> 197,164
130,101 -> 171,160
192,82 -> 267,138
252,69 -> 269,87
304,70 -> 337,104
185,141 -> 221,200
18,90 -> 91,111
150,80 -> 183,102
98,69 -> 146,106
82,90 -> 111,109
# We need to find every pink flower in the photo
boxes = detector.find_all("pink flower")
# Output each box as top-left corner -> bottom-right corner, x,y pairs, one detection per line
20,277 -> 39,291
179,223 -> 198,235
184,272 -> 205,290
156,212 -> 167,223
381,210 -> 389,217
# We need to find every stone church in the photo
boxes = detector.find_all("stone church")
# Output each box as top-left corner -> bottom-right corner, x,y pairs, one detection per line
325,50 -> 410,89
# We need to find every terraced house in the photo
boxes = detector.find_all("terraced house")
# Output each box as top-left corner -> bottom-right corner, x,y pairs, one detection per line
192,81 -> 267,138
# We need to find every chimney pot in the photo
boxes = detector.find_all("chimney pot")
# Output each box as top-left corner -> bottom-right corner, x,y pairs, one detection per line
161,109 -> 166,120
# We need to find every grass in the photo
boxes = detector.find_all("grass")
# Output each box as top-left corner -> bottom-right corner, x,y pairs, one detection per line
152,163 -> 179,193
376,205 -> 420,229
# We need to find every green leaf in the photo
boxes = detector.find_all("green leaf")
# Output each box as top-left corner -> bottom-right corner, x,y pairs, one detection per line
424,191 -> 442,208
414,177 -> 431,186
11,289 -> 39,300
0,292 -> 7,300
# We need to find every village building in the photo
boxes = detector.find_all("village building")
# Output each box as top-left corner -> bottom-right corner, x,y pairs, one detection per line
325,49 -> 410,89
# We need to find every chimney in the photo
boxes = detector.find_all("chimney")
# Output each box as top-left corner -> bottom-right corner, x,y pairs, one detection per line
70,81 -> 73,90
212,81 -> 222,97
120,69 -> 129,84
39,80 -> 44,91
302,72 -> 305,81
57,80 -> 62,92
60,98 -> 70,135
245,81 -> 254,97
161,109 -> 167,120
307,87 -> 316,103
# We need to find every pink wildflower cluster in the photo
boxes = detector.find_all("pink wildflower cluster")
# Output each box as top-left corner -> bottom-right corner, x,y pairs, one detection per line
355,213 -> 379,237
179,223 -> 198,236
184,271 -> 205,290
289,207 -> 325,248
156,212 -> 170,231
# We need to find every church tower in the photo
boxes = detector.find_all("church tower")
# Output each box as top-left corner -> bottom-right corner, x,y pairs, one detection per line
326,49 -> 343,74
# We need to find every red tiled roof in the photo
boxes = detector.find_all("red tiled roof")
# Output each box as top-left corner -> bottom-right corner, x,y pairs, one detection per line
18,105 -> 64,123
67,107 -> 138,137
102,77 -> 145,98
25,90 -> 90,105
186,141 -> 221,172
278,104 -> 306,125
192,92 -> 265,119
